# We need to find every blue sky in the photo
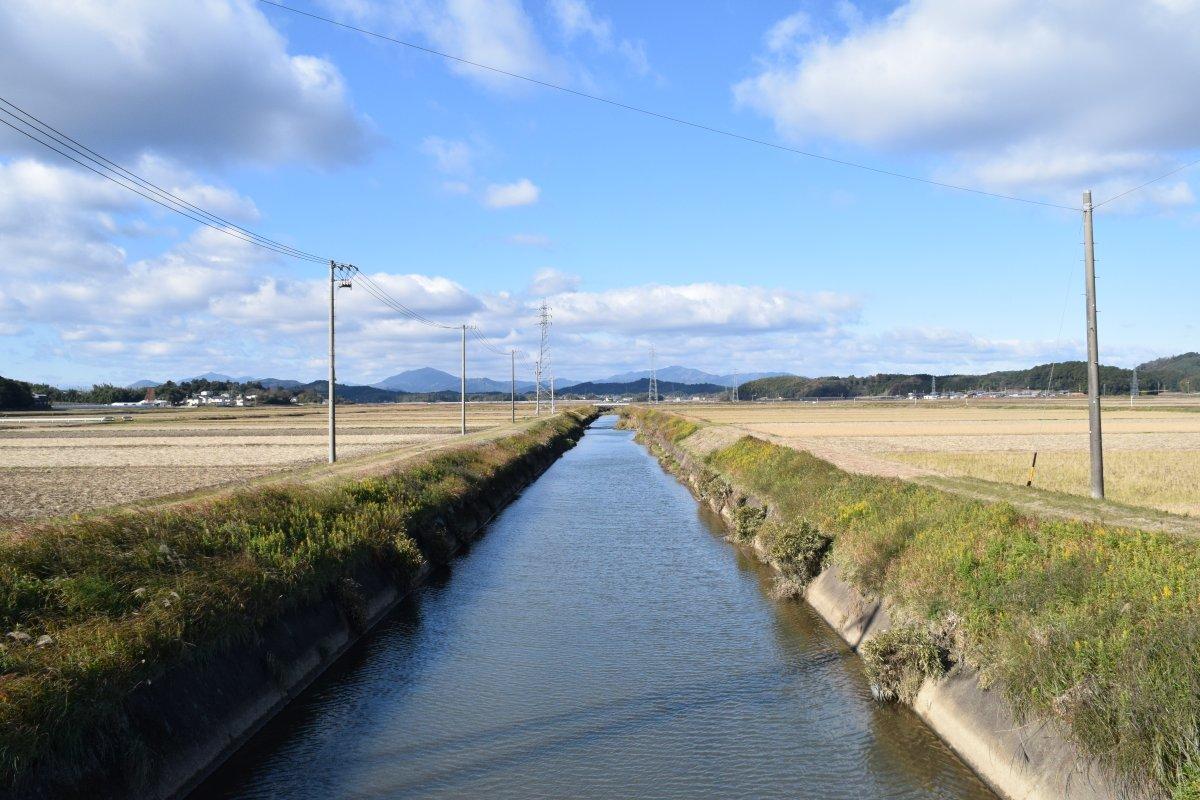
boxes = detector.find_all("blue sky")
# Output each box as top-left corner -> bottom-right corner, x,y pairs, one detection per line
0,0 -> 1196,386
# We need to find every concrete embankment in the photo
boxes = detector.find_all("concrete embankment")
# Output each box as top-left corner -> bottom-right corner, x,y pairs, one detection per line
6,409 -> 597,800
621,409 -> 1132,800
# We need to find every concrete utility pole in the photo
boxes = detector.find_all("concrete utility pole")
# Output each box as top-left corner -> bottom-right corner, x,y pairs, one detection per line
550,373 -> 555,413
329,260 -> 337,463
327,261 -> 355,463
510,349 -> 516,423
460,324 -> 467,436
1082,190 -> 1105,499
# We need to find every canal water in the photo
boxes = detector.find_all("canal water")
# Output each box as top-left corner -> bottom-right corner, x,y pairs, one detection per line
198,416 -> 995,799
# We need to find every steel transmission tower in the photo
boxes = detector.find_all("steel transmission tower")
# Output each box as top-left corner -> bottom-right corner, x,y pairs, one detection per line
536,302 -> 552,415
648,345 -> 658,404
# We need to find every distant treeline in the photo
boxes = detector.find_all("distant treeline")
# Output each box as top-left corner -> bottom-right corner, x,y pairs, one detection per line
0,375 -> 521,410
739,353 -> 1200,400
556,377 -> 727,399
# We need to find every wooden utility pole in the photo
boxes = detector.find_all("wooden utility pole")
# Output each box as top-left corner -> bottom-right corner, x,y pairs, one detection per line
1082,190 -> 1104,499
460,324 -> 467,436
510,350 -> 516,423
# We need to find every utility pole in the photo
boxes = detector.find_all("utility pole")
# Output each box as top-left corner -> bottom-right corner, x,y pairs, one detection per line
1082,190 -> 1105,499
510,349 -> 516,423
550,372 -> 556,413
1131,367 -> 1138,408
460,323 -> 467,436
327,261 -> 354,463
328,260 -> 336,463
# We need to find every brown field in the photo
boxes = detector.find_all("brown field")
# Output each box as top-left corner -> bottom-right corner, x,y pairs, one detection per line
0,402 -> 549,521
671,396 -> 1200,520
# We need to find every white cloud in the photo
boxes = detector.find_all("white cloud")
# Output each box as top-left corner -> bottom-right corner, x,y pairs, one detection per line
547,283 -> 860,335
735,0 -> 1200,203
548,0 -> 651,75
0,0 -> 372,166
763,10 -> 812,54
484,178 -> 540,208
324,0 -> 554,91
420,136 -> 475,174
528,267 -> 579,294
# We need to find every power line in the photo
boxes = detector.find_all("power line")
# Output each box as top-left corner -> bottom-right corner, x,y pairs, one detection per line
0,112 -> 328,263
0,102 -> 329,263
0,96 -> 327,263
1094,155 -> 1200,208
257,0 -> 1078,212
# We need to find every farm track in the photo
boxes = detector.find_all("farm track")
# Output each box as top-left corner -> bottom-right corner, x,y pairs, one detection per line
0,404 -> 560,524
670,401 -> 1200,538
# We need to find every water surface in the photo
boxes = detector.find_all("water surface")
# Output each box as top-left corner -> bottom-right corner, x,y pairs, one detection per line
199,416 -> 995,799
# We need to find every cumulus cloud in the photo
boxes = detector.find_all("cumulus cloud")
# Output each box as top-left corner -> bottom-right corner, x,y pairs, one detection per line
0,0 -> 373,166
734,0 -> 1200,204
548,283 -> 860,335
528,267 -> 579,294
484,178 -> 540,208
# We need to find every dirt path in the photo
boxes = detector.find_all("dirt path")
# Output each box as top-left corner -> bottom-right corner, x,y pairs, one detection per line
673,412 -> 1200,538
1,416 -> 549,529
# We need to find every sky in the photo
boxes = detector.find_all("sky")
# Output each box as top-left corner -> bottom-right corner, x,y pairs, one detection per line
0,0 -> 1197,387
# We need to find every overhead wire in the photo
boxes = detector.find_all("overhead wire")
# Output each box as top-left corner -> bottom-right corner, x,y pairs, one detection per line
0,97 -> 522,345
256,0 -> 1079,212
1094,155 -> 1200,209
0,112 -> 328,263
0,96 -> 328,263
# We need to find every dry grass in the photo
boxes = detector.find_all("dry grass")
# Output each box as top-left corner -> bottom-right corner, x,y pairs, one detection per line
0,402 -> 551,521
894,450 -> 1200,517
670,396 -> 1200,519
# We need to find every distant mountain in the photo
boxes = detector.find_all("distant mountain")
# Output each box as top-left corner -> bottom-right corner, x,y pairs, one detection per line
127,379 -> 160,389
372,367 -> 459,392
373,367 -> 538,394
597,365 -> 788,385
556,378 -> 726,398
190,372 -> 236,382
1137,352 -> 1200,391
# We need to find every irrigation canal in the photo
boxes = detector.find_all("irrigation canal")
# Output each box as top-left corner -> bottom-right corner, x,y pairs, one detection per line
197,416 -> 995,799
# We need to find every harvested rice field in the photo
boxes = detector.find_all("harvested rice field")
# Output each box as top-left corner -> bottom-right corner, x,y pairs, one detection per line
0,402 -> 545,521
672,396 -> 1200,518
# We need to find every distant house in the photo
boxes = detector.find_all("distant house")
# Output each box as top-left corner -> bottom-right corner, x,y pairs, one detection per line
184,390 -> 255,408
31,393 -> 50,410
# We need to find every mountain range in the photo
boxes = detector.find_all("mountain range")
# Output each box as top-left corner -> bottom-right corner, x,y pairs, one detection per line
370,367 -> 544,394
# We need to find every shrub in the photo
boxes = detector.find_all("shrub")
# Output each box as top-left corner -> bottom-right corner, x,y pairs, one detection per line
731,503 -> 766,543
763,519 -> 831,586
860,625 -> 944,703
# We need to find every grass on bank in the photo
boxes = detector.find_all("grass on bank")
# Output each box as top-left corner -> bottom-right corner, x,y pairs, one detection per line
890,449 -> 1200,517
0,410 -> 589,789
630,407 -> 1200,798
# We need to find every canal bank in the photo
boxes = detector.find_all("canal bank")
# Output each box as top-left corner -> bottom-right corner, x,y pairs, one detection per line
1,410 -> 595,800
198,414 -> 993,799
620,407 -> 1138,800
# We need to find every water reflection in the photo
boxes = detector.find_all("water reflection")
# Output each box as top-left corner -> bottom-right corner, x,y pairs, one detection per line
197,416 -> 994,800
